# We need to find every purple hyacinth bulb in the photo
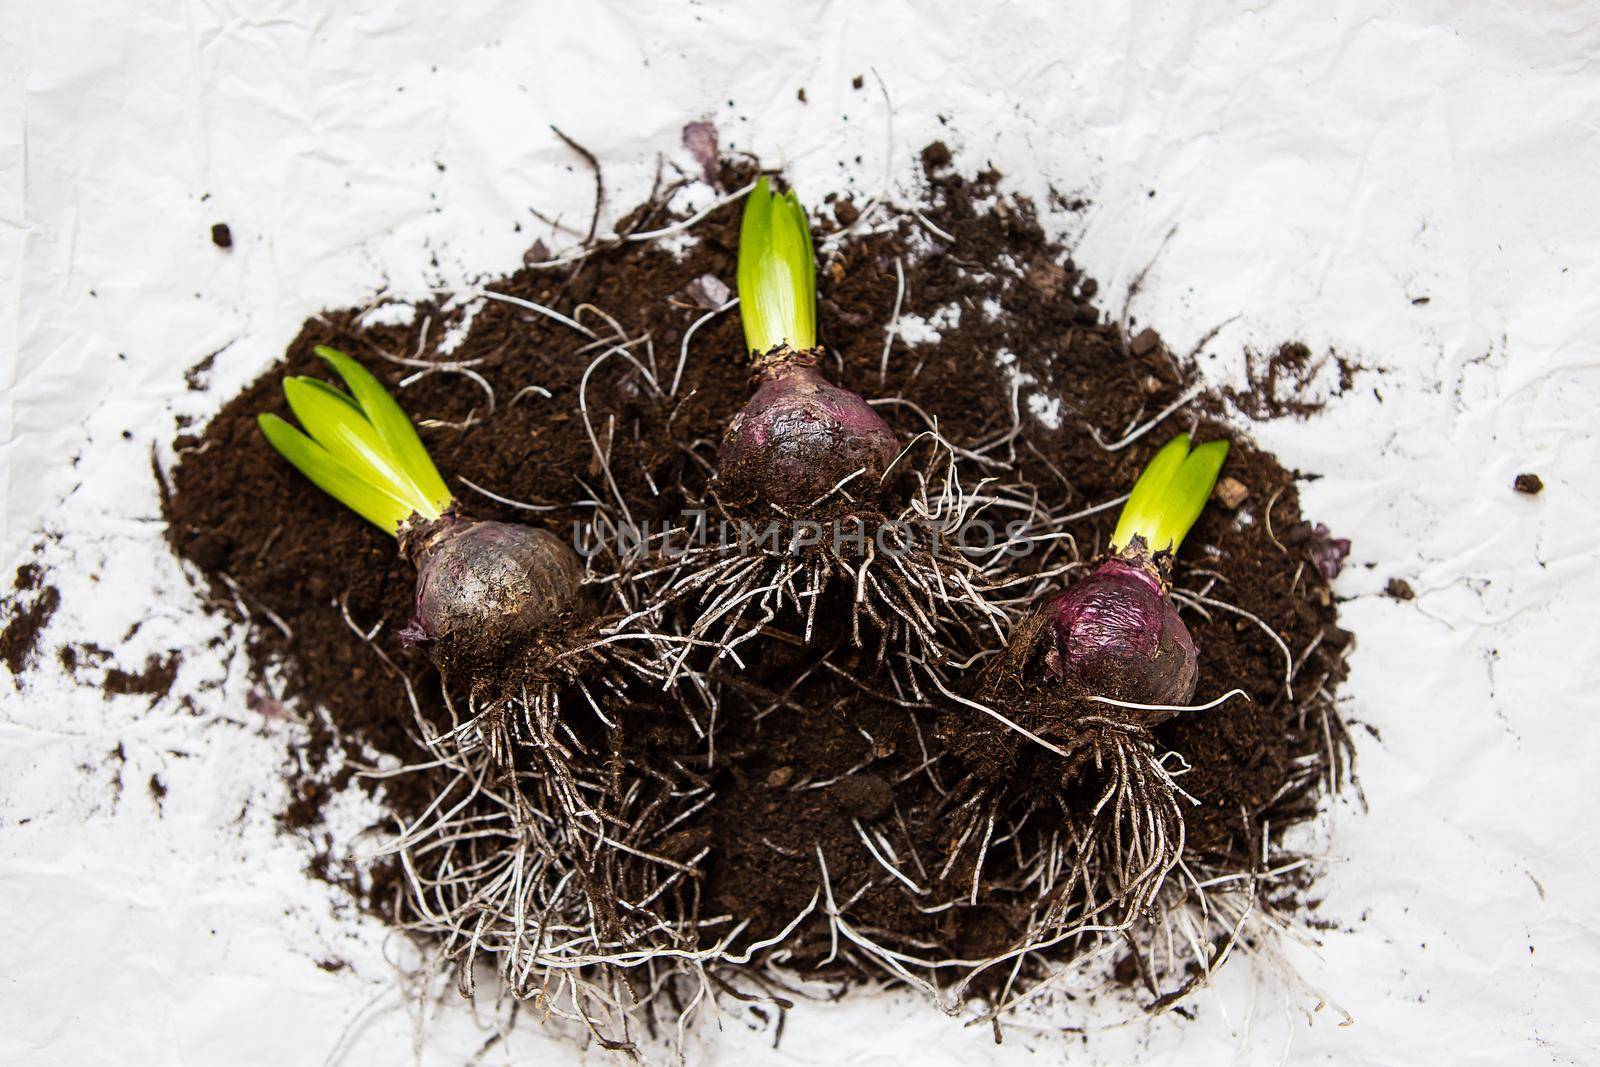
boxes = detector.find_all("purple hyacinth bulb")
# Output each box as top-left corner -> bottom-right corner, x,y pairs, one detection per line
1043,556 -> 1198,708
718,353 -> 899,510
403,519 -> 585,648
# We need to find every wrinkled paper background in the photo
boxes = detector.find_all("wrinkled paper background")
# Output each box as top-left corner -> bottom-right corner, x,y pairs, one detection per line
3,1 -> 1598,1063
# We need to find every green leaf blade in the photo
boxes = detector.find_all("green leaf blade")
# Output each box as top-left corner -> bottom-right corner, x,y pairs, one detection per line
737,177 -> 773,353
258,414 -> 414,534
315,347 -> 452,511
737,177 -> 817,354
772,188 -> 817,348
1151,440 -> 1230,554
1110,433 -> 1191,552
293,376 -> 364,415
1110,434 -> 1230,556
281,376 -> 435,516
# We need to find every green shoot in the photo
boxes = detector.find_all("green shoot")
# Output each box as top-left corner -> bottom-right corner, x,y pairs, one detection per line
738,177 -> 817,355
1110,434 -> 1230,556
257,347 -> 453,535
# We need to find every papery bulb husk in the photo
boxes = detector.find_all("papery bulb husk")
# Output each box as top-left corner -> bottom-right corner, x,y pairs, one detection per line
1043,553 -> 1198,709
717,347 -> 898,511
400,515 -> 586,651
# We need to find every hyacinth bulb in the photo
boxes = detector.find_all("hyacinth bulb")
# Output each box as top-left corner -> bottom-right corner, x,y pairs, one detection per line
404,519 -> 585,647
257,347 -> 584,657
718,354 -> 899,509
1042,555 -> 1198,707
1036,433 -> 1232,712
722,177 -> 898,509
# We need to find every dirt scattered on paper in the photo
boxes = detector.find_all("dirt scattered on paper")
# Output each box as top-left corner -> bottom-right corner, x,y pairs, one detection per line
1,563 -> 61,677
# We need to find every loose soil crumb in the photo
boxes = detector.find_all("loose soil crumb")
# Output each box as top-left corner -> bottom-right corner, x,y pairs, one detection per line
163,144 -> 1356,1036
102,653 -> 181,698
1,563 -> 61,677
1220,342 -> 1358,419
58,642 -> 111,679
186,347 -> 226,391
104,742 -> 127,804
1514,472 -> 1544,495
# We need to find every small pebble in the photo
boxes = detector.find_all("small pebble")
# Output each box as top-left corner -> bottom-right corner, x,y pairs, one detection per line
523,239 -> 551,267
686,273 -> 731,309
1214,476 -> 1250,509
765,766 -> 794,789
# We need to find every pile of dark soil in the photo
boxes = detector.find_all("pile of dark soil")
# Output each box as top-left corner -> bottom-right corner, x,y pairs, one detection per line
162,145 -> 1354,1037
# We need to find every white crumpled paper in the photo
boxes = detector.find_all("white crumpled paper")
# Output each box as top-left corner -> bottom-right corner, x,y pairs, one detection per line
3,1 -> 1598,1063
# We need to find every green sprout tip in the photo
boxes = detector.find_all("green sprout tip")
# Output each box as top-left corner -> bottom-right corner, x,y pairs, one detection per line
737,176 -> 817,355
257,347 -> 453,535
1110,433 -> 1230,557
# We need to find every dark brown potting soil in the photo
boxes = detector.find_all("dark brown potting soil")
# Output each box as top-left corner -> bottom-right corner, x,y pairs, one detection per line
1,562 -> 61,678
162,146 -> 1354,1012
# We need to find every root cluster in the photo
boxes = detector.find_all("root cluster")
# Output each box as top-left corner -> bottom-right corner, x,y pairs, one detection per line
308,174 -> 1356,1060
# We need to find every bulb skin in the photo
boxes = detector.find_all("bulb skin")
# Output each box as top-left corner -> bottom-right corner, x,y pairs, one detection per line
718,350 -> 898,510
1042,555 -> 1198,708
403,518 -> 585,648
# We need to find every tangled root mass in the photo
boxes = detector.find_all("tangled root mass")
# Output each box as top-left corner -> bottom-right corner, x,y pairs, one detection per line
164,149 -> 1357,1053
